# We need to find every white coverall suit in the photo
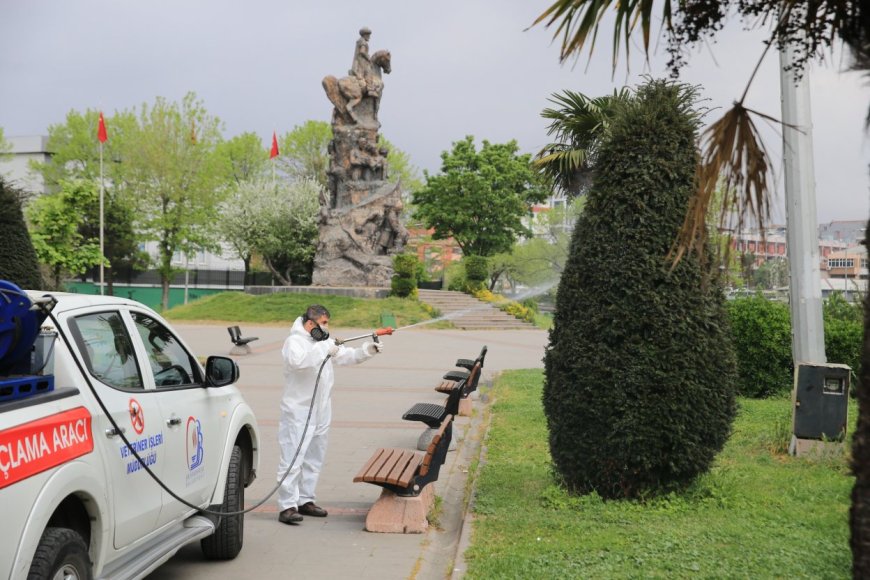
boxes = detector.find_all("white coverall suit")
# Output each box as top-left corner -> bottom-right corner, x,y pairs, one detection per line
277,316 -> 375,511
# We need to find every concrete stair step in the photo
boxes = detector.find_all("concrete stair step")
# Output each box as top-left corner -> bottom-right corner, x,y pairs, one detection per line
417,289 -> 536,330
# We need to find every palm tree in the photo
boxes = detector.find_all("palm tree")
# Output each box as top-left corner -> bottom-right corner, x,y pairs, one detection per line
533,88 -> 631,197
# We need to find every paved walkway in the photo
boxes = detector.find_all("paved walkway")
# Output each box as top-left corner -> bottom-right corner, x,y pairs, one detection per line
149,323 -> 548,579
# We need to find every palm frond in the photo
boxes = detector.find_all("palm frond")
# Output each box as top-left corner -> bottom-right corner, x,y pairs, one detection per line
671,103 -> 778,266
531,0 -> 674,68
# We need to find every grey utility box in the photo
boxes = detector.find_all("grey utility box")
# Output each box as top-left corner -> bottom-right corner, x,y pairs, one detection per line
792,362 -> 851,441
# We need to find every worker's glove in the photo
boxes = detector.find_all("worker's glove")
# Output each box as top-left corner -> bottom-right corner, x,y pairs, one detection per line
327,341 -> 340,357
363,341 -> 383,356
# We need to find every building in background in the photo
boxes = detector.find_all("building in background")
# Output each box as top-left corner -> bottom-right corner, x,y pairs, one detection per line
818,220 -> 867,245
0,135 -> 51,195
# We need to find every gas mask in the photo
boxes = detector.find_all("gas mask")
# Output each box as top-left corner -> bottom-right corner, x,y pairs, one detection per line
308,322 -> 330,342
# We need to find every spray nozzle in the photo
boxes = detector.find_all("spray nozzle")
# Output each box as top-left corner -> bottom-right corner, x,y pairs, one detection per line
334,327 -> 396,346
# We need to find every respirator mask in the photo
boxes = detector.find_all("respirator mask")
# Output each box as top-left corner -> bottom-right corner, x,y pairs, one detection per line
305,318 -> 330,342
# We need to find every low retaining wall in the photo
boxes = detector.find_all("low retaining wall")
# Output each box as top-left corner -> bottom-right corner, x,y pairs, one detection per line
246,285 -> 390,299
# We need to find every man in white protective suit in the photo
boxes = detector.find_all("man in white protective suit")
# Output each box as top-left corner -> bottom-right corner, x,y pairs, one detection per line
277,304 -> 383,525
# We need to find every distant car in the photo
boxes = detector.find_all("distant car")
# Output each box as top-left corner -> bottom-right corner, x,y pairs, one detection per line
0,288 -> 260,580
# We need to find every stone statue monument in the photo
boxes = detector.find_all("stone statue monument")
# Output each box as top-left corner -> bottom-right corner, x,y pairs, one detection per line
313,27 -> 409,287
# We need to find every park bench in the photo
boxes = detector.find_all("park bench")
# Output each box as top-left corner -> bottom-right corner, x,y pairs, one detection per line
353,414 -> 454,533
402,379 -> 464,428
434,345 -> 488,399
227,325 -> 259,355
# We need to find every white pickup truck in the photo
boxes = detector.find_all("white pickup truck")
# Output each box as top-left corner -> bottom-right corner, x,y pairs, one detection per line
0,282 -> 260,580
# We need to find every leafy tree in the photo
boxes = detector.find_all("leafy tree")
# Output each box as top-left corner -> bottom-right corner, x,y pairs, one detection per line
27,180 -> 103,289
277,121 -> 332,188
752,258 -> 789,290
413,136 -> 548,258
0,177 -> 42,288
534,89 -> 631,197
489,197 -> 584,291
127,92 -> 226,309
219,178 -> 278,277
253,178 -> 321,285
378,135 -> 423,195
543,80 -> 738,499
33,108 -> 145,293
0,127 -> 10,160
218,132 -> 270,186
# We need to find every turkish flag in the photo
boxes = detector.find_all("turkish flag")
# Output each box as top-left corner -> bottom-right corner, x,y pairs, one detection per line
97,112 -> 108,143
270,131 -> 279,159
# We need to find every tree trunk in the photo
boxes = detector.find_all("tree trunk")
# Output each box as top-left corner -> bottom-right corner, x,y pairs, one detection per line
106,266 -> 114,296
161,277 -> 170,311
264,259 -> 292,286
850,218 -> 870,577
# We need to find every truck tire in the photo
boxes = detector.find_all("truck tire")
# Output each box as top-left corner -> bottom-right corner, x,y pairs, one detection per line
27,527 -> 92,580
201,444 -> 244,560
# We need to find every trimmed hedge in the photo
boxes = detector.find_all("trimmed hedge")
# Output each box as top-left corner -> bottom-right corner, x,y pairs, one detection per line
543,80 -> 738,500
463,255 -> 488,292
726,296 -> 793,398
390,253 -> 419,298
725,292 -> 863,398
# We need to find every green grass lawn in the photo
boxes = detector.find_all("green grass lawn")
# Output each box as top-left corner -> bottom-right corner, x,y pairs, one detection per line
465,369 -> 854,579
162,291 -> 445,328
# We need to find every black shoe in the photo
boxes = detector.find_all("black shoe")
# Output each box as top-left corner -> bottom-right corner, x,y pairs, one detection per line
279,507 -> 303,524
298,502 -> 328,517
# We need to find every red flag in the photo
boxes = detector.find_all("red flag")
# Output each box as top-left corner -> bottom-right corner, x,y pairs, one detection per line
97,112 -> 108,143
270,131 -> 279,159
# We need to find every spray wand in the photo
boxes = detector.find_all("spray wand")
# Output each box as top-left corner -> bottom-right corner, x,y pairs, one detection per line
334,326 -> 394,346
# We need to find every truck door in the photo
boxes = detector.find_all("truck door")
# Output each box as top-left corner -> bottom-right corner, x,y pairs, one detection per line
66,310 -> 166,549
129,312 -> 231,526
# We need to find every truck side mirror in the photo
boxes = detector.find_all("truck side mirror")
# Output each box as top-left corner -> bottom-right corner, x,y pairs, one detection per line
205,356 -> 239,388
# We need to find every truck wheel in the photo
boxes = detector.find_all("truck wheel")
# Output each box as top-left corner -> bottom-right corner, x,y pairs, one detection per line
201,444 -> 244,560
27,527 -> 92,580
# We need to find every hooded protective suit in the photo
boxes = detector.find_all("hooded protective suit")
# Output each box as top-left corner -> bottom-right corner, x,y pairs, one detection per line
277,316 -> 376,511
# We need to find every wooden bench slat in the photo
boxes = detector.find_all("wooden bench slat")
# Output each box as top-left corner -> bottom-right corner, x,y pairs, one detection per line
434,379 -> 456,394
354,448 -> 426,487
354,448 -> 390,482
368,448 -> 404,482
392,452 -> 424,486
381,450 -> 422,486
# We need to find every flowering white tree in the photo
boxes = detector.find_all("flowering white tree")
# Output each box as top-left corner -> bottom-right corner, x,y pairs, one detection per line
220,177 -> 321,285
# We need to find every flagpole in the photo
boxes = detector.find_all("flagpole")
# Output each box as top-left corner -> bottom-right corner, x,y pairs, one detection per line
99,140 -> 105,296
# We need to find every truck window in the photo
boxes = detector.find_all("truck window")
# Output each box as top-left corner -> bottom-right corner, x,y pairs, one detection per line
69,311 -> 144,390
131,312 -> 202,388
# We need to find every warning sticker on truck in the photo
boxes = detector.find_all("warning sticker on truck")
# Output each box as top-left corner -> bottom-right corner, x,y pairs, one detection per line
0,406 -> 93,489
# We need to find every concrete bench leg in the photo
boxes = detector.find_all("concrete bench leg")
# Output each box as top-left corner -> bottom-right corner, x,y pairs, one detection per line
229,344 -> 252,356
364,484 -> 434,533
458,397 -> 473,417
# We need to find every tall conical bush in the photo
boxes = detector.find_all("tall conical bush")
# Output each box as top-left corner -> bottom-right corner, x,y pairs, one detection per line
543,79 -> 738,499
0,178 -> 43,289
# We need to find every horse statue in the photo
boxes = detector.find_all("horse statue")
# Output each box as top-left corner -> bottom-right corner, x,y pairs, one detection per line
322,49 -> 391,125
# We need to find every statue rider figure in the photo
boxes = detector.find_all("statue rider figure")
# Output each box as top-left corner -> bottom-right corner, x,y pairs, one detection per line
350,27 -> 372,82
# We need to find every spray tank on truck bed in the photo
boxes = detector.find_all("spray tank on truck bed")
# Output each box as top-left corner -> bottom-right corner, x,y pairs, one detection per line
0,280 -> 57,404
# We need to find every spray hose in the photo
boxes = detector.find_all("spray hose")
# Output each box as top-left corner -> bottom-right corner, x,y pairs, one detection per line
44,298 -> 392,518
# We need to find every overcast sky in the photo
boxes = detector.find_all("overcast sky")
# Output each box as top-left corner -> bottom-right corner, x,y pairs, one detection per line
1,0 -> 868,224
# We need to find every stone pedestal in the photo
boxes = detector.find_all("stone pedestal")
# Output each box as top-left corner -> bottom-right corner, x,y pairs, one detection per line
364,484 -> 434,534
